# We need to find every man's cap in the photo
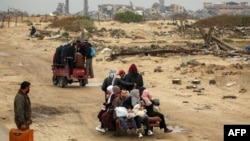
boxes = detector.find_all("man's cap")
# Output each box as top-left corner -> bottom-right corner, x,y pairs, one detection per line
117,70 -> 125,76
20,81 -> 31,89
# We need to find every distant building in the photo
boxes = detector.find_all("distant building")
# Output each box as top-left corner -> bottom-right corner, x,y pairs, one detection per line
98,4 -> 144,18
53,0 -> 70,16
159,0 -> 165,12
204,1 -> 250,14
170,4 -> 185,13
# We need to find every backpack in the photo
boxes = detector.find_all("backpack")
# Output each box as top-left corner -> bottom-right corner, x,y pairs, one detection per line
90,47 -> 96,57
61,44 -> 69,63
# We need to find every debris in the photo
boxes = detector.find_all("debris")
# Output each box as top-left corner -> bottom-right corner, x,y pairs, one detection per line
222,95 -> 237,99
192,79 -> 200,85
110,48 -> 202,61
239,88 -> 247,93
154,66 -> 163,72
172,79 -> 182,85
186,85 -> 197,89
209,79 -> 216,85
193,89 -> 202,93
174,66 -> 181,70
226,82 -> 236,87
197,93 -> 205,95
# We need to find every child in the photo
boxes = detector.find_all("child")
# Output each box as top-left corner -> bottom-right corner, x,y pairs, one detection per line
133,101 -> 153,135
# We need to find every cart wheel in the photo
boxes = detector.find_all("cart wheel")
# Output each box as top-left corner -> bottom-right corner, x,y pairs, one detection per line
79,79 -> 87,87
52,76 -> 58,86
58,77 -> 67,88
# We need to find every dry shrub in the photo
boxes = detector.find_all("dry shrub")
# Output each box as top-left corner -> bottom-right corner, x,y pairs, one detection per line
194,14 -> 250,27
49,16 -> 95,32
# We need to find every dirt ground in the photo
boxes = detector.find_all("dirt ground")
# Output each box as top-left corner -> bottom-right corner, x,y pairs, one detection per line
0,20 -> 250,141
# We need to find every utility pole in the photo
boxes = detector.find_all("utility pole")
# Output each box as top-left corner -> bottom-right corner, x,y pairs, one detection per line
84,0 -> 88,16
65,0 -> 69,15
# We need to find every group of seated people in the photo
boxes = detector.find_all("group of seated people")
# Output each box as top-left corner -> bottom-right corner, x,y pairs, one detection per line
96,84 -> 173,138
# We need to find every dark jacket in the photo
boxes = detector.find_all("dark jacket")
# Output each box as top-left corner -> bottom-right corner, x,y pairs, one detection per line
30,26 -> 36,36
86,43 -> 92,59
122,96 -> 133,109
79,42 -> 92,59
14,90 -> 31,128
54,46 -> 62,64
125,72 -> 144,91
66,45 -> 76,60
101,77 -> 134,93
61,44 -> 69,63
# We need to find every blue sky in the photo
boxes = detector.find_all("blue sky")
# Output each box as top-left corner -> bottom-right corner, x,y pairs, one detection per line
0,0 -> 247,14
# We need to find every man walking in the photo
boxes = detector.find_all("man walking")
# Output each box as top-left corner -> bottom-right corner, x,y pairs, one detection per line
14,81 -> 32,130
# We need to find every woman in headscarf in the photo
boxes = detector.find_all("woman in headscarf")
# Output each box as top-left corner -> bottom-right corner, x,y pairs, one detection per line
102,69 -> 135,99
97,85 -> 121,132
125,64 -> 144,92
123,89 -> 153,136
139,87 -> 173,133
96,85 -> 114,133
101,70 -> 116,95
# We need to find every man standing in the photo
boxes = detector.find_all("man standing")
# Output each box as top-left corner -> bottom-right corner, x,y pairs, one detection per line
66,42 -> 76,78
14,81 -> 32,130
85,41 -> 94,78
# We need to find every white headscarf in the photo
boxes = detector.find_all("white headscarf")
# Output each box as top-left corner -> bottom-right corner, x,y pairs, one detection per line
109,69 -> 116,86
106,85 -> 114,104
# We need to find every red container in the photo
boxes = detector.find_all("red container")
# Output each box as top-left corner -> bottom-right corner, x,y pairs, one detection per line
9,129 -> 33,141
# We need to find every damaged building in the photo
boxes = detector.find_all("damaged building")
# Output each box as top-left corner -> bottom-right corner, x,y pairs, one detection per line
97,0 -> 185,20
52,0 -> 70,16
97,4 -> 144,20
203,1 -> 250,14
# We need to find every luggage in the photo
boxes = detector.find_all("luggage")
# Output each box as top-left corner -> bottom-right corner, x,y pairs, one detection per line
9,128 -> 33,141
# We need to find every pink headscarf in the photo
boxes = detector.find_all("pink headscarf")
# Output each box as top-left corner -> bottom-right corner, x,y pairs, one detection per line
141,89 -> 152,106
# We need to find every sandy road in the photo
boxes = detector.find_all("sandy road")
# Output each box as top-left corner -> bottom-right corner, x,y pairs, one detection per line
1,23 -> 250,141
